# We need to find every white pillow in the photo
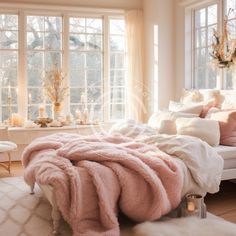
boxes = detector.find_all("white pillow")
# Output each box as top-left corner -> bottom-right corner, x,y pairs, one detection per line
168,101 -> 203,115
176,117 -> 220,146
148,111 -> 198,135
158,119 -> 176,135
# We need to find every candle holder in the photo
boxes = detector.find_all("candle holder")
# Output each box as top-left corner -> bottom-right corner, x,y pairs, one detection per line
182,193 -> 207,218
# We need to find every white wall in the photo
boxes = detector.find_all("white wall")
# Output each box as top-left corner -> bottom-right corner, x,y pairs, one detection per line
175,1 -> 185,100
0,0 -> 142,9
143,0 -> 176,119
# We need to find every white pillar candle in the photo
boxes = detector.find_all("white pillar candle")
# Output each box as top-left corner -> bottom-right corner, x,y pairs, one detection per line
39,105 -> 45,118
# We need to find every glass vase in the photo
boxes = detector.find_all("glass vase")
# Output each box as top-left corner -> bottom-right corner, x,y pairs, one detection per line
53,102 -> 62,120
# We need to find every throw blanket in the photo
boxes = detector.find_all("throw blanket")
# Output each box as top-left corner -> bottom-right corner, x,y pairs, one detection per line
22,133 -> 184,236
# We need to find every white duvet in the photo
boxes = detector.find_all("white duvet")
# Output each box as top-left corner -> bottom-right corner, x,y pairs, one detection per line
110,120 -> 224,196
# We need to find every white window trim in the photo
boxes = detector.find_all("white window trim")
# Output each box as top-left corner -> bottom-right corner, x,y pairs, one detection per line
185,0 -> 226,89
0,3 -> 126,122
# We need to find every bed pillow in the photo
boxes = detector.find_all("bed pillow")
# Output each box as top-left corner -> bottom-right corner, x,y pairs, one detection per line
169,101 -> 203,116
148,111 -> 198,134
208,110 -> 236,146
180,89 -> 203,104
176,117 -> 220,146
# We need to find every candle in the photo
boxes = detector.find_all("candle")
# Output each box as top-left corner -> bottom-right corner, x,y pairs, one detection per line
83,108 -> 88,124
80,93 -> 85,104
75,109 -> 81,120
187,201 -> 195,212
11,113 -> 24,127
8,85 -> 11,98
39,104 -> 45,118
28,93 -> 32,104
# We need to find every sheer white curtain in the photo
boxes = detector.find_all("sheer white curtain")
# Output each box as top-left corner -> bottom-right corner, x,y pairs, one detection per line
125,10 -> 145,122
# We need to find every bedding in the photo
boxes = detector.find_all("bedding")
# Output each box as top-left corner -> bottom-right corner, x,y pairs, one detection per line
175,117 -> 220,146
21,125 -> 223,236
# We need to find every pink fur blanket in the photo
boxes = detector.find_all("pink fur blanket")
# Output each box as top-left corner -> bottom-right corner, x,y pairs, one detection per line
22,133 -> 183,236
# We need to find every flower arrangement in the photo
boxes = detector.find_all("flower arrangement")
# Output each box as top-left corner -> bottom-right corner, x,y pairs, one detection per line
43,65 -> 69,118
211,9 -> 236,69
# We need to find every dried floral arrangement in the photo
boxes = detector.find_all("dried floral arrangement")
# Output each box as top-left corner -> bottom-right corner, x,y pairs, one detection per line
211,9 -> 236,69
43,66 -> 69,107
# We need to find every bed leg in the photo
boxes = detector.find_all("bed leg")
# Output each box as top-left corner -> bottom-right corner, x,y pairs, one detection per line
30,183 -> 35,194
52,207 -> 61,235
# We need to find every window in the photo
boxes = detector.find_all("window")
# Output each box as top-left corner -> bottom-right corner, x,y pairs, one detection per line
0,14 -> 18,121
69,17 -> 103,121
190,0 -> 236,89
27,15 -> 62,119
193,4 -> 217,89
0,6 -> 126,122
109,18 -> 126,120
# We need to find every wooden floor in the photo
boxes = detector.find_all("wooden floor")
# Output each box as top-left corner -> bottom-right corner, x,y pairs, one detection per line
1,161 -> 236,224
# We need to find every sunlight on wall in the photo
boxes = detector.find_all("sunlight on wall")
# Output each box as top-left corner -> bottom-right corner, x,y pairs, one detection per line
154,24 -> 159,112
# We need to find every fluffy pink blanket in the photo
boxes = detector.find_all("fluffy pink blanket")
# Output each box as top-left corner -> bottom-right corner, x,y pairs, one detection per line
22,133 -> 183,236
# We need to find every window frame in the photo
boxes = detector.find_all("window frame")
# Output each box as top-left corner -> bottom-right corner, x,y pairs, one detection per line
0,3 -> 126,122
185,0 -> 232,89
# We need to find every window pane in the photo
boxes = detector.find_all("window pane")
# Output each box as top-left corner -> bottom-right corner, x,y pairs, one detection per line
69,18 -> 85,33
195,8 -> 206,28
110,70 -> 125,86
0,31 -> 18,49
110,104 -> 125,119
110,36 -> 125,51
69,34 -> 86,50
226,0 -> 236,18
208,5 -> 217,25
110,19 -> 125,35
194,4 -> 217,89
86,18 -> 102,33
69,17 -> 104,121
87,70 -> 102,86
70,70 -> 85,87
0,14 -> 18,30
0,14 -> 18,122
109,18 -> 126,120
110,53 -> 125,69
26,15 -> 62,119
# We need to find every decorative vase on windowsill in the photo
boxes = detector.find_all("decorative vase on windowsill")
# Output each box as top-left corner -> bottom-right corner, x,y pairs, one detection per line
53,102 -> 62,120
43,65 -> 68,120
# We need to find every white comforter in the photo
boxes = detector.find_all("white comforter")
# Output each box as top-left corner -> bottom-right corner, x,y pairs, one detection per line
110,120 -> 224,196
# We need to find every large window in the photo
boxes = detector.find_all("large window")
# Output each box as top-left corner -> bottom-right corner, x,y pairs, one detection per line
0,7 -> 126,122
69,17 -> 103,121
194,4 -> 217,89
191,0 -> 236,89
27,15 -> 62,119
0,14 -> 18,121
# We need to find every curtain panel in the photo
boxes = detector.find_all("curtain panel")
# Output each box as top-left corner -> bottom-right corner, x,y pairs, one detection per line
125,10 -> 145,122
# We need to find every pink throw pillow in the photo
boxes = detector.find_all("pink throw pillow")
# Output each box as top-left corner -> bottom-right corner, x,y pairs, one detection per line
209,110 -> 236,146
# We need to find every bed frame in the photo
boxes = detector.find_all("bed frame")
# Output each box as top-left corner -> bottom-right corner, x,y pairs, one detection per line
30,183 -> 61,234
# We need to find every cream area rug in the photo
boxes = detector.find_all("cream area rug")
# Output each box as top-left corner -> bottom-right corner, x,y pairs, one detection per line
1,177 -> 236,236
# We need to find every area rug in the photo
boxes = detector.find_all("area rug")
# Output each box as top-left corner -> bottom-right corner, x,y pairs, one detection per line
1,177 -> 236,236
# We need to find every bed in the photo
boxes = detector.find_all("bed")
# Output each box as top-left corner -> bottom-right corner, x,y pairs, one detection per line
21,122 -> 223,235
214,145 -> 236,180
